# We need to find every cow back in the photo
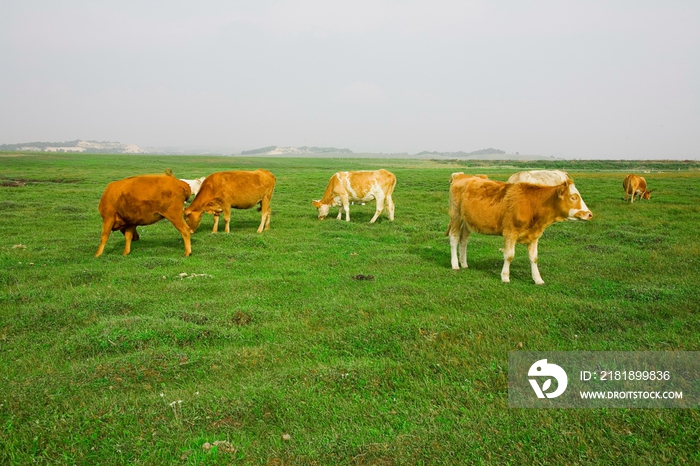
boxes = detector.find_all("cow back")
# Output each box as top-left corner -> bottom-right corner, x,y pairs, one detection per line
507,170 -> 571,186
191,170 -> 276,211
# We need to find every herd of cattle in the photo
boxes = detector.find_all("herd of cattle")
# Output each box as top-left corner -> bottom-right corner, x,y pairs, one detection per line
94,168 -> 651,284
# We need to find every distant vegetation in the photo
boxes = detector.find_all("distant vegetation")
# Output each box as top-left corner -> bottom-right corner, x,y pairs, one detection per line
0,140 -> 83,150
433,158 -> 700,171
240,146 -> 279,155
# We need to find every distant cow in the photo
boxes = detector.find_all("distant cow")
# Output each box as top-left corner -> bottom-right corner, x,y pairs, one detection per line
507,170 -> 571,185
446,176 -> 592,284
95,173 -> 192,257
623,174 -> 651,203
180,177 -> 206,198
312,169 -> 396,223
184,169 -> 276,233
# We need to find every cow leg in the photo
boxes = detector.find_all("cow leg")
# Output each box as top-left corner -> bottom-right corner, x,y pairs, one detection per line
501,235 -> 516,283
369,194 -> 384,223
258,195 -> 271,233
212,213 -> 220,233
459,224 -> 469,269
387,194 -> 395,221
528,239 -> 545,285
162,212 -> 192,257
223,206 -> 232,233
123,226 -> 137,256
340,195 -> 350,221
94,219 -> 114,257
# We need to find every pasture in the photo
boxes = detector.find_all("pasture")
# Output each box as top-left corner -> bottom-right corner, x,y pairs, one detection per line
1,153 -> 699,464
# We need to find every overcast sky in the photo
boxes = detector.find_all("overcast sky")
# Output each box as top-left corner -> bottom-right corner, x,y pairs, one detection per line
1,1 -> 698,158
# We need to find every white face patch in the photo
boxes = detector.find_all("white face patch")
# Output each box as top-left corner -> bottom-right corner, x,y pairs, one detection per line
317,203 -> 331,219
567,185 -> 592,220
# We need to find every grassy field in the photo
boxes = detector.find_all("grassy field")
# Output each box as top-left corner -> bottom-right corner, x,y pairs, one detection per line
1,153 -> 699,465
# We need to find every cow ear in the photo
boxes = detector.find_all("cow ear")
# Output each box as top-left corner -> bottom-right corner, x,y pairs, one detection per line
312,200 -> 321,208
557,182 -> 569,198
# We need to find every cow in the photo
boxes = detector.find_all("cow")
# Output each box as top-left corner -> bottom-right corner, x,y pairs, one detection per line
446,176 -> 592,284
312,169 -> 396,223
507,170 -> 571,186
180,177 -> 206,199
184,169 -> 276,234
95,172 -> 192,257
623,174 -> 651,203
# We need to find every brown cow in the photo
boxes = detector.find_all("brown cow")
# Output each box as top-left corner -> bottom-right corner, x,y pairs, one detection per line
312,169 -> 396,223
184,170 -> 276,233
623,174 -> 651,203
95,173 -> 192,257
446,176 -> 592,284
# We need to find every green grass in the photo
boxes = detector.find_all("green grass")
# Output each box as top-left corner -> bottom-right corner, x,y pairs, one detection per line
1,153 -> 699,464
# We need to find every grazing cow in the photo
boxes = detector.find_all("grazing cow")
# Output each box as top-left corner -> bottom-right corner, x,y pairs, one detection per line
507,170 -> 571,186
180,177 -> 206,198
312,169 -> 396,223
446,176 -> 592,284
623,174 -> 651,203
184,169 -> 276,234
95,173 -> 192,257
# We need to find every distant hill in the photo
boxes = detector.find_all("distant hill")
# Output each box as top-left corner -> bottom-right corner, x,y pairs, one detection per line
417,148 -> 507,157
0,140 -> 147,154
240,146 -> 353,155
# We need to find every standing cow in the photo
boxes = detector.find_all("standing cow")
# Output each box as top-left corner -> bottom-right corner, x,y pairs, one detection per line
623,174 -> 651,203
184,170 -> 276,234
312,169 -> 396,223
95,173 -> 192,257
446,176 -> 592,284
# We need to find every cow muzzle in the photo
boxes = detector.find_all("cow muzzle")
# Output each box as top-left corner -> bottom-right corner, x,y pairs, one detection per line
573,210 -> 593,221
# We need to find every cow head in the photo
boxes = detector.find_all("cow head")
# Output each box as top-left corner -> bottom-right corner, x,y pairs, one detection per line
642,190 -> 652,200
312,200 -> 330,220
184,201 -> 222,231
558,181 -> 593,221
183,207 -> 201,232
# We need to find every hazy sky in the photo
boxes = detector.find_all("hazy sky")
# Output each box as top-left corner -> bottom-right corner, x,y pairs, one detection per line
1,1 -> 698,158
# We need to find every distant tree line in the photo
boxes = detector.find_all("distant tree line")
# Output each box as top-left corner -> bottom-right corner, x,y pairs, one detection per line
0,140 -> 84,150
240,146 -> 279,155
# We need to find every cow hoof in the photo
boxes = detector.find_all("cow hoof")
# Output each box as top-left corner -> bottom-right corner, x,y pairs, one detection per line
535,280 -> 545,285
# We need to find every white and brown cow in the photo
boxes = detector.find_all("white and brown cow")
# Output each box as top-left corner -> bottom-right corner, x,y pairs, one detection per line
623,174 -> 651,203
184,170 -> 276,234
312,169 -> 396,223
446,176 -> 592,284
507,170 -> 571,186
180,177 -> 206,199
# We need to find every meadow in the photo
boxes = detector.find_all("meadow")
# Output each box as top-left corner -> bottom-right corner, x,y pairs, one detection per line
1,153 -> 699,465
